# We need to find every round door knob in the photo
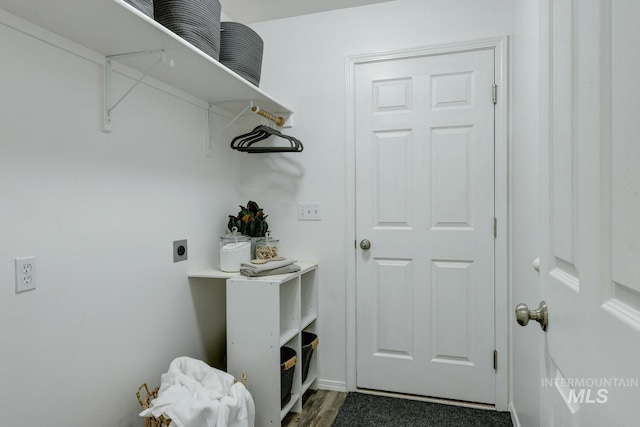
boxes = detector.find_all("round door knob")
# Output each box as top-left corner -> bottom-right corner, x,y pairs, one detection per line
360,239 -> 371,250
515,301 -> 548,331
533,257 -> 541,272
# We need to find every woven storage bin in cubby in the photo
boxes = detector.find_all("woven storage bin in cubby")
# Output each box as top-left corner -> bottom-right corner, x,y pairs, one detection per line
280,346 -> 296,408
301,332 -> 319,383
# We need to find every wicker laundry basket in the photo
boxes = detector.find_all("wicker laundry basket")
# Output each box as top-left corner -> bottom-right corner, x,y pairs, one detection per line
137,372 -> 247,427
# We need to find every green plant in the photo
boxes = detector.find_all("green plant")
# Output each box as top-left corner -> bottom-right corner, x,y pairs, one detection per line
227,201 -> 269,237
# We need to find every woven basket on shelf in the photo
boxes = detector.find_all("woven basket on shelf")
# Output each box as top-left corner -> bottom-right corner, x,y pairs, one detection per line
137,372 -> 247,427
154,0 -> 222,61
124,0 -> 153,17
219,22 -> 264,86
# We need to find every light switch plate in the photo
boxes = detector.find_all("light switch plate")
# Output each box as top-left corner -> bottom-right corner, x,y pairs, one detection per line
298,202 -> 321,221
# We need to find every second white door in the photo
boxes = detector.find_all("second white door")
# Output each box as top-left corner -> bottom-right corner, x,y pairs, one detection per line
537,0 -> 640,425
355,48 -> 497,404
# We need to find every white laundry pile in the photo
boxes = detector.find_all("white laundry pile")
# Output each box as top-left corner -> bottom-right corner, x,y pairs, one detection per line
139,357 -> 255,427
239,258 -> 300,277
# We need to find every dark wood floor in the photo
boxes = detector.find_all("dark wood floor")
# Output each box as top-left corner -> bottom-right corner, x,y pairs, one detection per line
282,390 -> 347,427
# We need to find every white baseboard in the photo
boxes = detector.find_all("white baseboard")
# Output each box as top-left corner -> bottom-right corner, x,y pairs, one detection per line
509,403 -> 522,427
318,379 -> 347,392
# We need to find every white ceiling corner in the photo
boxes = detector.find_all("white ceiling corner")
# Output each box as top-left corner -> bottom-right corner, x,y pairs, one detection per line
219,0 -> 396,24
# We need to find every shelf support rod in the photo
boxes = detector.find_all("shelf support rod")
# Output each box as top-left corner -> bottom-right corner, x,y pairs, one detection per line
207,102 -> 291,155
103,49 -> 174,133
251,106 -> 285,127
208,102 -> 254,155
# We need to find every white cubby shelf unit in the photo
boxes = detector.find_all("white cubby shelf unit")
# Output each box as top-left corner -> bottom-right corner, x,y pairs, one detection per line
189,261 -> 318,427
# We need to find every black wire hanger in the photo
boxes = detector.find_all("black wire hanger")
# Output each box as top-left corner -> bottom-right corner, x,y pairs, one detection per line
230,125 -> 303,153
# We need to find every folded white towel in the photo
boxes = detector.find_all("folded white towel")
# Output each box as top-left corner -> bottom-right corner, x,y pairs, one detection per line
139,357 -> 255,427
239,258 -> 297,273
240,264 -> 301,277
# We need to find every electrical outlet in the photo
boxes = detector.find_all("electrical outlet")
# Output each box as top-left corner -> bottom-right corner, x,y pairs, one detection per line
298,202 -> 322,221
15,257 -> 36,292
173,239 -> 188,263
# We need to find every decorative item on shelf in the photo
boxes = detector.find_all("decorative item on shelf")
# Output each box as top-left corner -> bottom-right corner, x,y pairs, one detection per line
124,0 -> 153,17
219,22 -> 264,87
227,200 -> 269,237
227,201 -> 269,258
154,0 -> 222,61
219,227 -> 251,272
256,231 -> 280,260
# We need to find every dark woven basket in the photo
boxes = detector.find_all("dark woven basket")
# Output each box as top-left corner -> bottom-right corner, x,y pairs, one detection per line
280,347 -> 296,408
154,0 -> 221,60
125,0 -> 153,17
220,22 -> 263,86
301,332 -> 318,383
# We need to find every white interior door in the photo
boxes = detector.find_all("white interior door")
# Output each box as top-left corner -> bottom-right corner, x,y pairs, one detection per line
354,48 -> 497,404
536,0 -> 640,425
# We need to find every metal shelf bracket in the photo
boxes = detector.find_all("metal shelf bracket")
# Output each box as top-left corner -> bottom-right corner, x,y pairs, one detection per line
102,49 -> 174,133
208,102 -> 255,156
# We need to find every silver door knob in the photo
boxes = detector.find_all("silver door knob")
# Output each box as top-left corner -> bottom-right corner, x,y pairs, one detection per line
515,301 -> 548,331
360,239 -> 371,250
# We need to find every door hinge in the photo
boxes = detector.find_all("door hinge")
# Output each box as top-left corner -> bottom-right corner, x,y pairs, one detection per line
493,350 -> 498,370
493,217 -> 497,238
492,83 -> 498,105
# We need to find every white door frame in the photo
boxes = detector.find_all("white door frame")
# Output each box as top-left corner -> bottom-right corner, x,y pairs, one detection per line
345,36 -> 509,411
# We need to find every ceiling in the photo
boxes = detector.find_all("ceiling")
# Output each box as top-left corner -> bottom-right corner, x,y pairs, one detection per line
219,0 -> 396,23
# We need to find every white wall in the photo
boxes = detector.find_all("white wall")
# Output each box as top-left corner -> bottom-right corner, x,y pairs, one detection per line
249,0 -> 513,390
509,1 -> 542,426
0,14 -> 238,426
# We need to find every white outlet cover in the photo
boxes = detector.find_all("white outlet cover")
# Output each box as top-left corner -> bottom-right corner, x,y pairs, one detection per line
173,239 -> 188,263
15,256 -> 36,292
